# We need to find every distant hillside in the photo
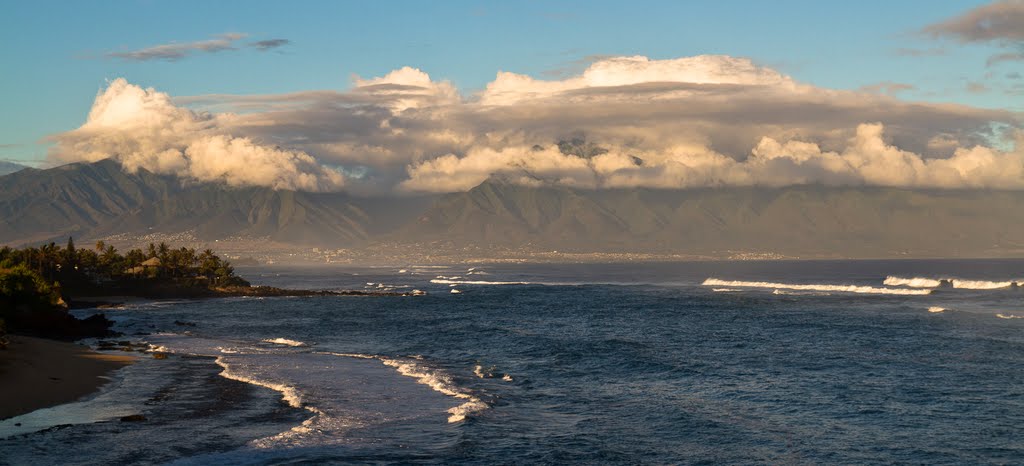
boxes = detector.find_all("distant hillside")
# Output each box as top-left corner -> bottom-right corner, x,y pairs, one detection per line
0,161 -> 28,176
0,159 -> 432,247
2,159 -> 1023,258
399,179 -> 1024,257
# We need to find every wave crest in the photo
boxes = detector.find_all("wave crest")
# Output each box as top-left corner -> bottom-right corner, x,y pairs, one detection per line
702,278 -> 930,295
380,358 -> 488,423
884,276 -> 943,288
884,276 -> 1019,290
262,338 -> 307,347
317,351 -> 488,423
430,279 -> 531,285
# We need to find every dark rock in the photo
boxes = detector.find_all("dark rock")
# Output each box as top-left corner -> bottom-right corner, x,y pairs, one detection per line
120,414 -> 146,422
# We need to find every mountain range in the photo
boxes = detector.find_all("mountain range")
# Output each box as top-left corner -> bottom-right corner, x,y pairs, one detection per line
0,161 -> 27,176
2,159 -> 1023,259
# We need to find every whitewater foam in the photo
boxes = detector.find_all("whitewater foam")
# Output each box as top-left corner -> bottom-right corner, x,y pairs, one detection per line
712,288 -> 742,292
996,313 -> 1023,319
884,276 -> 943,288
262,338 -> 307,347
474,364 -> 513,382
430,279 -> 532,286
215,357 -> 305,409
951,279 -> 1015,290
772,289 -> 832,296
884,276 -> 1019,290
317,352 -> 487,423
702,278 -> 930,295
379,358 -> 488,423
928,307 -> 947,313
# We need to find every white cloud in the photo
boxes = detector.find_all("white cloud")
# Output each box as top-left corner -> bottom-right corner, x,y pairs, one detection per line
51,55 -> 1022,194
402,123 -> 1024,192
480,55 -> 797,105
52,79 -> 345,191
352,66 -> 460,111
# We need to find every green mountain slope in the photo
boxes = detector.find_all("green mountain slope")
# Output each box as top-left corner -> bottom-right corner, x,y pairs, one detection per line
0,160 -> 431,247
2,160 -> 1022,258
402,180 -> 1024,257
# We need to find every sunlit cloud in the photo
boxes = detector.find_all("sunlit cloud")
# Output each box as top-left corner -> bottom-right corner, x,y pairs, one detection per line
50,55 -> 1022,194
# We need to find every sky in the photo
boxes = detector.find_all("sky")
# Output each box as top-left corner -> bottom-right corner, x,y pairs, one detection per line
0,0 -> 1021,193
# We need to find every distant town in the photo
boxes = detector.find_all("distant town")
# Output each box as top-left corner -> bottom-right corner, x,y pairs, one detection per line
96,231 -> 796,266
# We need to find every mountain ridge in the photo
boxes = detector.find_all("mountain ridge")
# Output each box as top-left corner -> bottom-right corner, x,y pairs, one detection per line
2,159 -> 1023,258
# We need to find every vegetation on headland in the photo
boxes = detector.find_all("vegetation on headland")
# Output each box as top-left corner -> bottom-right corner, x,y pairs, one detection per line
0,238 -> 249,340
0,237 -> 419,342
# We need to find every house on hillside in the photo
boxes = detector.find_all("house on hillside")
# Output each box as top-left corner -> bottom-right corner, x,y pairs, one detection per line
126,257 -> 162,275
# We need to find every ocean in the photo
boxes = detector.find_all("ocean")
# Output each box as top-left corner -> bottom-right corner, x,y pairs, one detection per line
1,259 -> 1022,464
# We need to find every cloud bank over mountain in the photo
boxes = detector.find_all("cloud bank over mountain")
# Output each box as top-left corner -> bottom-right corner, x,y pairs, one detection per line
51,79 -> 345,191
51,55 -> 1022,193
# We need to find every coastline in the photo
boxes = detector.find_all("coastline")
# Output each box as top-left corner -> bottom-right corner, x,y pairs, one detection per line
0,336 -> 135,420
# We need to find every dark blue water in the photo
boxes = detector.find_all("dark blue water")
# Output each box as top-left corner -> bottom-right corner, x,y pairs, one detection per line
2,260 -> 1023,464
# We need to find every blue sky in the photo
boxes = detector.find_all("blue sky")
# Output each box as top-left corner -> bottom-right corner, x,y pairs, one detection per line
0,0 -> 1019,165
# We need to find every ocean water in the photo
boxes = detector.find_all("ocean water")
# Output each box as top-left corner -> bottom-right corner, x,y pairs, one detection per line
1,259 -> 1023,464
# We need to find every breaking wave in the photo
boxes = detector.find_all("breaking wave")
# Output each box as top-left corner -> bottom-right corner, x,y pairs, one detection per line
884,276 -> 1019,290
772,289 -> 832,296
928,307 -> 947,313
381,358 -> 488,423
262,338 -> 307,347
318,351 -> 488,423
996,313 -> 1024,319
951,279 -> 1016,290
215,357 -> 306,410
430,279 -> 532,286
702,278 -> 930,295
884,276 -> 943,288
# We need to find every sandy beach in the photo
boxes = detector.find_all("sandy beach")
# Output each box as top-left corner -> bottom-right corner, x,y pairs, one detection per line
0,336 -> 135,420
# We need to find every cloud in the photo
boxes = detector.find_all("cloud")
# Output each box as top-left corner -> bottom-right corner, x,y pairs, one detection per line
251,39 -> 290,51
51,56 -> 1022,194
401,123 -> 1024,191
858,81 -> 916,96
107,33 -> 247,62
966,81 -> 990,93
50,79 -> 345,191
895,47 -> 947,57
479,55 -> 797,105
987,51 -> 1024,66
922,0 -> 1024,43
106,33 -> 291,62
352,66 -> 460,111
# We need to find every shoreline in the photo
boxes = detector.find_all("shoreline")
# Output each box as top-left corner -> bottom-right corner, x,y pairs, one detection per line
0,336 -> 135,420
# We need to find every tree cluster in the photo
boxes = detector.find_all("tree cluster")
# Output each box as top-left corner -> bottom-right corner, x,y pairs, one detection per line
0,238 -> 249,293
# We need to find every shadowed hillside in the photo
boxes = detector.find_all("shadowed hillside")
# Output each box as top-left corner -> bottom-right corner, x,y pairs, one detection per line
401,179 -> 1024,257
0,160 -> 433,247
2,160 -> 1024,258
